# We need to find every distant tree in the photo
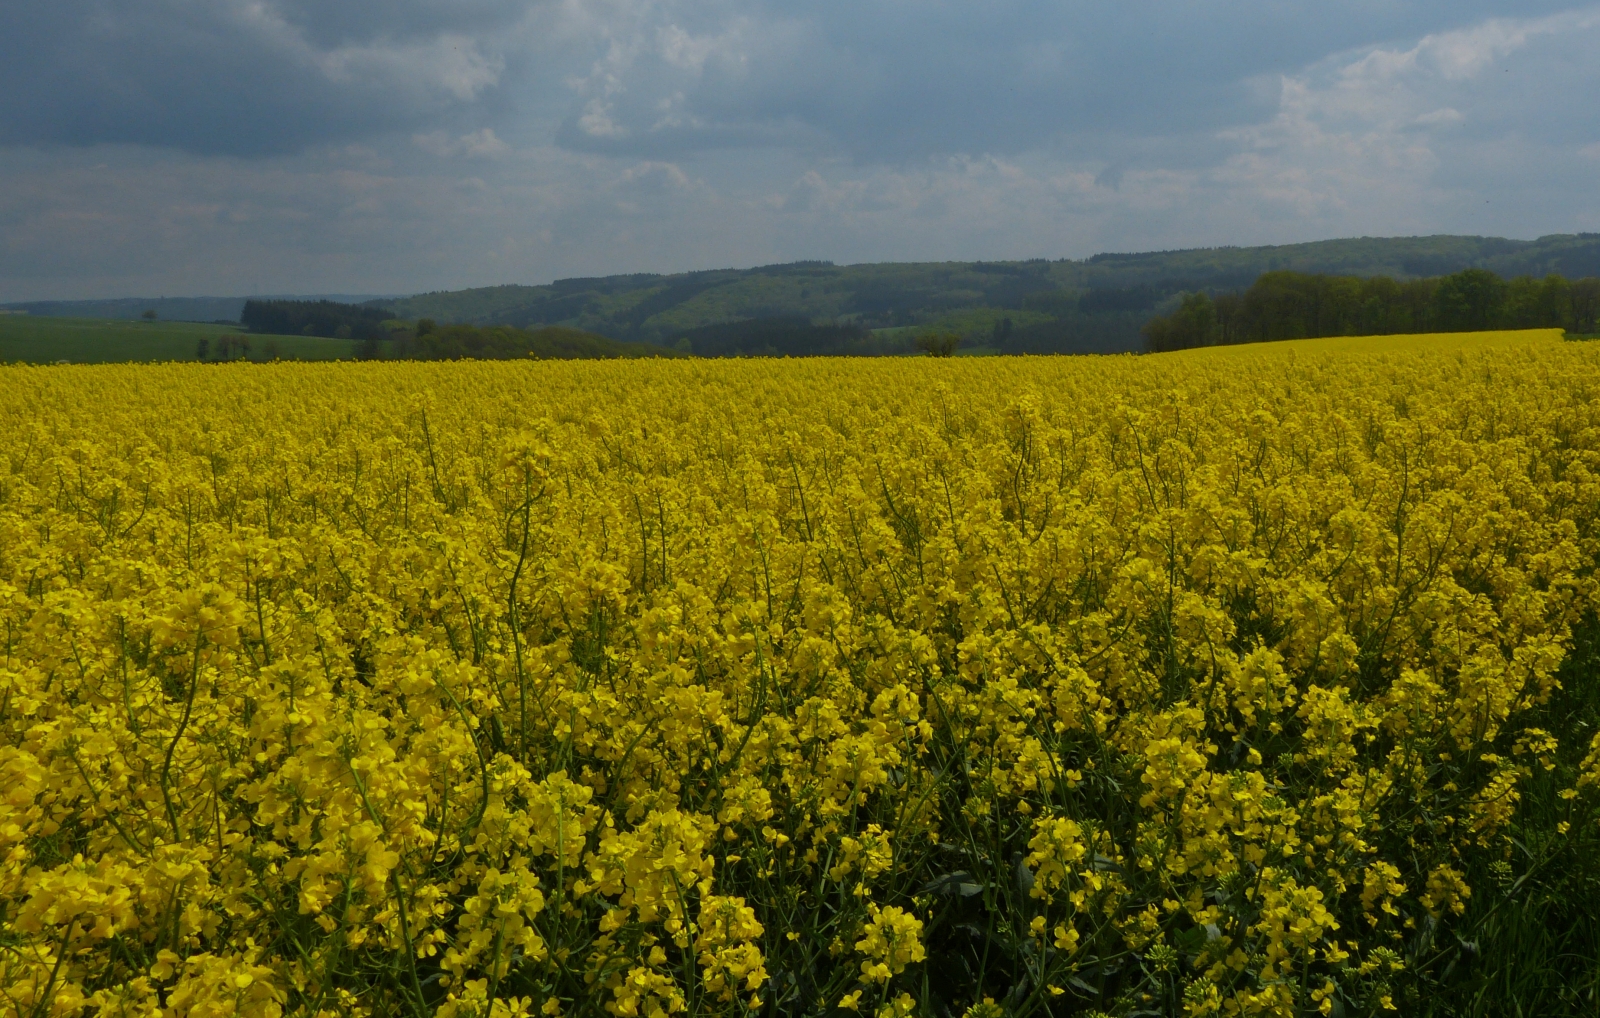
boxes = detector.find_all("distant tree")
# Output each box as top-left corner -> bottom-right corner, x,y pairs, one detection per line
1387,278 -> 1433,333
1572,278 -> 1600,334
663,317 -> 876,357
1434,268 -> 1508,332
1537,274 -> 1573,328
1502,274 -> 1571,329
1143,293 -> 1218,352
141,309 -> 158,322
391,322 -> 668,361
1078,286 -> 1164,314
1213,292 -> 1243,344
916,333 -> 960,357
196,338 -> 210,361
1141,267 -> 1599,352
1142,316 -> 1179,353
240,299 -> 392,341
416,318 -> 437,338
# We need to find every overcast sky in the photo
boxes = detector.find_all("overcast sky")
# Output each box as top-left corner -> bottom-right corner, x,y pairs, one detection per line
3,0 -> 1598,299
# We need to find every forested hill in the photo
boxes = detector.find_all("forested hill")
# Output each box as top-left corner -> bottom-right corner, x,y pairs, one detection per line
0,295 -> 397,324
375,234 -> 1600,355
9,234 -> 1600,356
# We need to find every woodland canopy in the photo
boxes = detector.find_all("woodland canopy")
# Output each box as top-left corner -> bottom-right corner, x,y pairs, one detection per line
1143,268 -> 1600,352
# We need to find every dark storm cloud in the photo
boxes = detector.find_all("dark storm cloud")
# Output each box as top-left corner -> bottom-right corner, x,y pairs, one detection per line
0,0 -> 537,156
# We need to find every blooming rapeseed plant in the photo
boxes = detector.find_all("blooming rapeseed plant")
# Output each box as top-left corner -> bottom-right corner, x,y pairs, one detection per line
0,328 -> 1598,1016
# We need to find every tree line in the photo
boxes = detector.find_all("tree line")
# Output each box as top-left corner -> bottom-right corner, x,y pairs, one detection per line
387,320 -> 667,360
1143,269 -> 1600,352
665,317 -> 887,356
241,300 -> 392,341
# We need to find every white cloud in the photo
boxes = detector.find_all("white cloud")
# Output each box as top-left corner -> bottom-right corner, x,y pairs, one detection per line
413,128 -> 511,157
1194,7 -> 1600,235
578,100 -> 628,139
656,22 -> 748,74
619,160 -> 692,189
319,33 -> 505,101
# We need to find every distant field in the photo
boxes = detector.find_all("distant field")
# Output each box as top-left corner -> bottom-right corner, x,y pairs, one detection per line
0,315 -> 354,363
1175,327 -> 1567,358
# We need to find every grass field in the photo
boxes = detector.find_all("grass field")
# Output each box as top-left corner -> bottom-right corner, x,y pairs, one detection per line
0,314 -> 355,363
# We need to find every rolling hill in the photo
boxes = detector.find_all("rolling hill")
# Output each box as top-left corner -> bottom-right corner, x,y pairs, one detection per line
374,234 -> 1600,354
10,234 -> 1600,356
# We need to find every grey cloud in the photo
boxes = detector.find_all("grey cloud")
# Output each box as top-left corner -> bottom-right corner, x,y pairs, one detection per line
4,0 -> 1586,164
3,3 -> 1600,302
551,0 -> 1586,162
0,0 -> 536,156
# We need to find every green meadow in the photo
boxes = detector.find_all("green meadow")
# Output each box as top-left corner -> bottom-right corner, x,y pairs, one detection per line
0,315 -> 354,364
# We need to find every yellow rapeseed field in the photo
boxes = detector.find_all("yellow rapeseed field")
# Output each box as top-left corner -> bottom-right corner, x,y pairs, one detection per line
3,329 -> 1600,1018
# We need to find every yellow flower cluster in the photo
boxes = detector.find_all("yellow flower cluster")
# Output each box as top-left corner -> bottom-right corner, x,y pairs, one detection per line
1,328 -> 1597,1017
854,906 -> 925,985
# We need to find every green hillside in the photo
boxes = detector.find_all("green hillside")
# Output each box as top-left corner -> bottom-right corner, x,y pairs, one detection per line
11,234 -> 1600,359
0,294 -> 396,323
0,315 -> 354,364
377,234 -> 1600,354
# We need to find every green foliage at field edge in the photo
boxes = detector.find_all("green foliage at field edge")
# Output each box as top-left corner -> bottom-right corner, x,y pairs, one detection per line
0,315 -> 353,364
